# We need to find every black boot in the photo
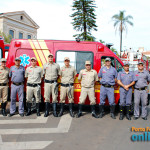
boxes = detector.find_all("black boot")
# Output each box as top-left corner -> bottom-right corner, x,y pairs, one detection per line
110,105 -> 116,119
44,102 -> 50,117
1,102 -> 7,116
99,105 -> 104,118
119,106 -> 124,120
69,103 -> 74,117
52,103 -> 58,117
126,106 -> 131,120
76,104 -> 82,118
91,105 -> 98,118
36,103 -> 41,116
25,103 -> 32,116
58,103 -> 64,117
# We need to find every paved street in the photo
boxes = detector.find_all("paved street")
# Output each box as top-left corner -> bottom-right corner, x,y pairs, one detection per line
0,105 -> 150,150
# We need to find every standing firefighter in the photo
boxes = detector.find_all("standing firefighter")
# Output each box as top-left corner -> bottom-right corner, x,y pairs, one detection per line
9,57 -> 25,117
0,58 -> 9,116
43,53 -> 60,117
134,61 -> 150,120
117,62 -> 136,120
76,61 -> 98,118
98,57 -> 117,119
58,57 -> 77,117
25,57 -> 43,116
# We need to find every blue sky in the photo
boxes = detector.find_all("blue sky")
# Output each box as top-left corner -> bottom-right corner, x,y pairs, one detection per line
0,0 -> 150,52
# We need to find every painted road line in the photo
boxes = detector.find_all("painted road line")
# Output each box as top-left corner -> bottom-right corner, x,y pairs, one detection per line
0,136 -> 53,150
0,114 -> 72,135
0,114 -> 48,124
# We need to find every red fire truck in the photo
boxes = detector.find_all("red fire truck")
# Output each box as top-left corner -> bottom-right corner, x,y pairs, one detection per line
6,39 -> 124,105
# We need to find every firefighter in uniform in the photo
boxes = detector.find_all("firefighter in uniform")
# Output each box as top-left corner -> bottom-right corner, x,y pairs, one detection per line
0,58 -> 9,116
134,61 -> 150,120
58,57 -> 77,117
43,53 -> 60,117
9,57 -> 25,117
25,57 -> 43,116
117,62 -> 136,120
98,57 -> 117,119
76,61 -> 98,118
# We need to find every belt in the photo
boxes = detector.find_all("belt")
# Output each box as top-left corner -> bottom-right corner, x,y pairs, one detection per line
12,82 -> 23,86
45,79 -> 57,84
102,84 -> 113,88
135,87 -> 147,91
27,83 -> 41,87
0,83 -> 8,86
61,83 -> 74,87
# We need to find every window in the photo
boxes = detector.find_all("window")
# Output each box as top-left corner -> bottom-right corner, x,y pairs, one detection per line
9,30 -> 14,39
0,47 -> 2,59
5,46 -> 9,50
116,59 -> 123,72
19,32 -> 23,39
101,56 -> 115,68
27,35 -> 31,39
20,16 -> 23,20
56,51 -> 93,73
5,51 -> 8,59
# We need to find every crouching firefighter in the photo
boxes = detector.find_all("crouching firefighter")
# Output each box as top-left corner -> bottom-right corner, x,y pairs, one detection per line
58,57 -> 77,117
25,57 -> 43,116
43,53 -> 60,117
76,61 -> 98,118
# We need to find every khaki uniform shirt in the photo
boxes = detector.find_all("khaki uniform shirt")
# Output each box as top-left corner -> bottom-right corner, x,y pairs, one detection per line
0,66 -> 9,83
60,65 -> 77,84
43,62 -> 60,80
78,69 -> 98,88
25,66 -> 43,84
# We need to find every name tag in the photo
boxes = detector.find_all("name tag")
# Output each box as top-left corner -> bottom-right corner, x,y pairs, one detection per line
136,74 -> 139,76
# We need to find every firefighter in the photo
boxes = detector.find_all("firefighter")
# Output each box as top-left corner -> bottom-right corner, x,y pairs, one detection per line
25,57 -> 43,116
134,61 -> 150,120
98,57 -> 117,119
58,57 -> 77,117
117,62 -> 136,120
9,57 -> 25,117
0,58 -> 9,116
76,61 -> 98,118
43,53 -> 60,117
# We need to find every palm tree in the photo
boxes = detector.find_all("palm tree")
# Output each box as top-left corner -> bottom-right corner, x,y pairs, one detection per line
112,11 -> 133,57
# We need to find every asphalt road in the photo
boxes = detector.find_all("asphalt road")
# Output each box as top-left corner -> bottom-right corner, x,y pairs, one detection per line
0,105 -> 150,150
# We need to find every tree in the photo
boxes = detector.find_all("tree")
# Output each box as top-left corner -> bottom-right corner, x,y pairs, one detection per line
71,0 -> 97,41
0,31 -> 12,43
110,47 -> 119,57
99,39 -> 105,44
112,10 -> 133,57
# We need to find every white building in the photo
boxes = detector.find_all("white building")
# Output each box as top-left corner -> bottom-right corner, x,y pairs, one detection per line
0,11 -> 39,39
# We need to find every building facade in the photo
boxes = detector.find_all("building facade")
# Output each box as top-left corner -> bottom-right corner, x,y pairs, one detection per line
0,11 -> 39,39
